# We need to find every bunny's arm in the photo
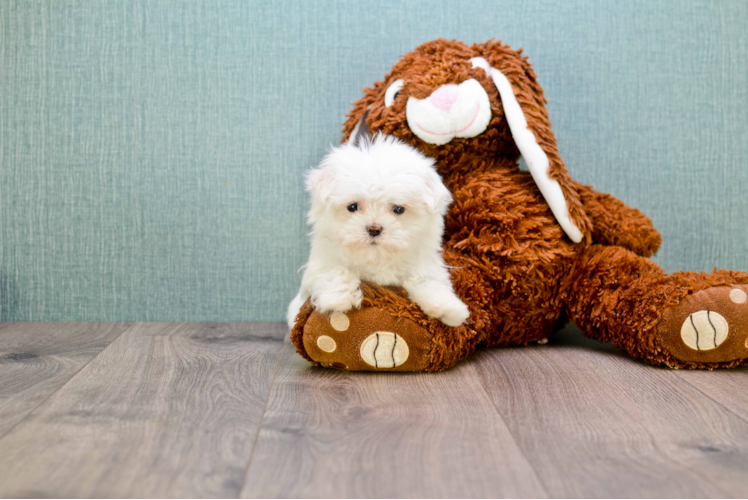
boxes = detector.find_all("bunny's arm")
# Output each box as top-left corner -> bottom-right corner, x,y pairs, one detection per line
574,182 -> 662,258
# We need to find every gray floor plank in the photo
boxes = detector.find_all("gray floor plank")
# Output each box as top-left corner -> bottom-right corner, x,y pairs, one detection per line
673,367 -> 748,423
0,322 -> 131,437
0,322 -> 285,499
241,339 -> 547,499
472,326 -> 748,498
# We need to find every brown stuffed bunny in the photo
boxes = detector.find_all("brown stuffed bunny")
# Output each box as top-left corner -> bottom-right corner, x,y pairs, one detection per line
290,38 -> 748,372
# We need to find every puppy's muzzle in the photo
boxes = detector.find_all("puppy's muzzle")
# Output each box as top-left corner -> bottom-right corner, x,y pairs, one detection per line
367,224 -> 382,237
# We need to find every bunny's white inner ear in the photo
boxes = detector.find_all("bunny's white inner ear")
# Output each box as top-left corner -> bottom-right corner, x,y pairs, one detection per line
470,57 -> 583,243
348,108 -> 371,147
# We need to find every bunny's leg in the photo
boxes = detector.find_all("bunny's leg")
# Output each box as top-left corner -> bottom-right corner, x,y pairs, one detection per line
290,272 -> 485,373
562,244 -> 748,368
575,182 -> 662,258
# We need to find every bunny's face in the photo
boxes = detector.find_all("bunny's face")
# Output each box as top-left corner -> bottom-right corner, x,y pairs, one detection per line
343,39 -> 520,170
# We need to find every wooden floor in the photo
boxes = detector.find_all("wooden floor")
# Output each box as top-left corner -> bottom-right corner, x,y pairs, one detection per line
0,323 -> 747,498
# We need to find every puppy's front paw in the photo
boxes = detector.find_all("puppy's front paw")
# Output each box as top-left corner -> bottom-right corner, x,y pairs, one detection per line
286,293 -> 306,329
440,300 -> 470,327
313,287 -> 363,314
417,291 -> 470,327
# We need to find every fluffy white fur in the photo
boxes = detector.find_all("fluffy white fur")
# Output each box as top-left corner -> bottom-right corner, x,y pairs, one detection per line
287,134 -> 470,329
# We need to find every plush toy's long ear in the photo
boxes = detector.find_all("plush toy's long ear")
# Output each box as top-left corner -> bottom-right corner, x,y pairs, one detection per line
471,43 -> 591,244
342,84 -> 381,145
347,109 -> 371,147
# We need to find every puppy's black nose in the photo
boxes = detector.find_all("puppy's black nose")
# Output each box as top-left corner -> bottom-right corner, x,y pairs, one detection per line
367,224 -> 382,237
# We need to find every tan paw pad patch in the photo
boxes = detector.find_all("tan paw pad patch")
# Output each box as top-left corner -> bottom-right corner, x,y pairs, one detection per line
316,335 -> 337,353
330,312 -> 350,331
680,311 -> 728,351
360,332 -> 409,368
730,288 -> 747,304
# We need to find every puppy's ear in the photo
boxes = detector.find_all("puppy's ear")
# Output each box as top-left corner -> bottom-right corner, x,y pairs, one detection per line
305,167 -> 335,204
421,169 -> 453,215
470,41 -> 591,243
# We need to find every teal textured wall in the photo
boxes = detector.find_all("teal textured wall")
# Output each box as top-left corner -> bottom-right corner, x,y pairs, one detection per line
1,0 -> 747,321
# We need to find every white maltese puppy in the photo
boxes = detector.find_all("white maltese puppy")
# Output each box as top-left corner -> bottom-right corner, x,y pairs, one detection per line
287,133 -> 469,328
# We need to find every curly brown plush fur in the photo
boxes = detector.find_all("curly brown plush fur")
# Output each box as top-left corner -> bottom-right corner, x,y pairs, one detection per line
291,38 -> 748,371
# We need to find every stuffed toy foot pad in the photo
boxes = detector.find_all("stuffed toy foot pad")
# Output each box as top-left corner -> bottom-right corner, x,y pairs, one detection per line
302,307 -> 434,372
657,284 -> 748,366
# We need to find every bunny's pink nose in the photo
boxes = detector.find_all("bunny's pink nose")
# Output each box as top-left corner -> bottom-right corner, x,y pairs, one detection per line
428,85 -> 459,112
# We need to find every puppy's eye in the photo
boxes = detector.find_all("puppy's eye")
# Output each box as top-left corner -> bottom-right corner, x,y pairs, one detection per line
384,79 -> 404,108
347,203 -> 359,213
392,205 -> 405,215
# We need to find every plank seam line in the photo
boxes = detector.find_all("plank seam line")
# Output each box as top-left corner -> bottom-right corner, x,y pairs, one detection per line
237,332 -> 287,498
0,322 -> 136,443
579,340 -> 748,428
672,370 -> 748,427
468,357 -> 552,499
